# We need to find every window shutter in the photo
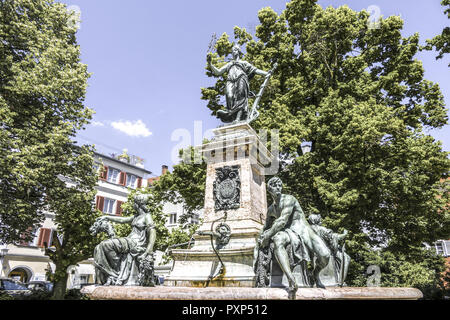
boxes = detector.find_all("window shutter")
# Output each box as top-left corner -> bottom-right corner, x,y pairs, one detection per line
43,229 -> 52,248
137,177 -> 142,188
116,201 -> 123,216
96,196 -> 105,211
37,228 -> 43,247
99,166 -> 108,180
38,228 -> 52,248
119,172 -> 126,186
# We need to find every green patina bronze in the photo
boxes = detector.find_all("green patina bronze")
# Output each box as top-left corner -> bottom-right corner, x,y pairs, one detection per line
207,44 -> 275,123
254,177 -> 350,300
91,193 -> 157,286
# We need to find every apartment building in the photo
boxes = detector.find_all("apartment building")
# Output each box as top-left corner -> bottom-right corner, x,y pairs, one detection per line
0,150 -> 151,287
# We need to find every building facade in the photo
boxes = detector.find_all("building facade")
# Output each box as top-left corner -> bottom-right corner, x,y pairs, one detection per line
0,151 -> 151,288
0,155 -> 204,288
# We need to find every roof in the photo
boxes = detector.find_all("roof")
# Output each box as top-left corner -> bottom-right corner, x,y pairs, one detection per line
94,151 -> 152,175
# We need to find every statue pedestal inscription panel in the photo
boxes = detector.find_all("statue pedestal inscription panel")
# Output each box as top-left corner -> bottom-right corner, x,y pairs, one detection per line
164,123 -> 274,287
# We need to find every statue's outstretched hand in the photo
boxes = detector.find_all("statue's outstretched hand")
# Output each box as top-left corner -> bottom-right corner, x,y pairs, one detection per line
138,252 -> 153,263
259,232 -> 270,248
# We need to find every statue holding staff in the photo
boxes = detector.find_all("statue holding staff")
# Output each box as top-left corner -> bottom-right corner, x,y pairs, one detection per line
207,44 -> 275,123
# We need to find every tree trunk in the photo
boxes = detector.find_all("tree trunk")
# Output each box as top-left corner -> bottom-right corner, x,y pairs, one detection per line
51,272 -> 68,300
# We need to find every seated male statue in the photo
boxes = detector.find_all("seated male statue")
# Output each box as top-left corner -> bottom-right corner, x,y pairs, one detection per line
255,177 -> 331,299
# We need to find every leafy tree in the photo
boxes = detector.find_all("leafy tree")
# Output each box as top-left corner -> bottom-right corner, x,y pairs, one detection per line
0,0 -> 92,243
127,146 -> 206,258
161,224 -> 200,264
201,0 -> 450,295
151,146 -> 207,216
425,0 -> 450,66
44,145 -> 100,300
166,224 -> 199,251
0,0 -> 96,300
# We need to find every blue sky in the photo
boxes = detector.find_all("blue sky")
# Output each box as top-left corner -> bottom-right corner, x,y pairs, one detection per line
66,0 -> 450,177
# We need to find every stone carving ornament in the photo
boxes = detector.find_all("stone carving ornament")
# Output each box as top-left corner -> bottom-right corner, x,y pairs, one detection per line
213,165 -> 241,211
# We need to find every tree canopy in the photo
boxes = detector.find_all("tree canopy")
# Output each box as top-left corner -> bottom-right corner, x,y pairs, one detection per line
0,0 -> 92,243
199,0 -> 450,293
425,0 -> 450,66
151,146 -> 207,215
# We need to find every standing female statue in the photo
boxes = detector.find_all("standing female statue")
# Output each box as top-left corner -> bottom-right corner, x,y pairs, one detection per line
207,44 -> 272,123
92,193 -> 156,286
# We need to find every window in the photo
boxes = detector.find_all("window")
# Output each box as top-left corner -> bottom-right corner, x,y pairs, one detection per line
107,168 -> 120,183
435,240 -> 449,257
169,213 -> 177,225
79,275 -> 89,285
103,198 -> 115,214
436,242 -> 444,255
445,240 -> 450,257
30,227 -> 40,246
126,174 -> 137,188
190,213 -> 200,224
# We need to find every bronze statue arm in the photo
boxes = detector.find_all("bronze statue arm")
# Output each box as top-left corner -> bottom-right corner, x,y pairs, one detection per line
100,215 -> 133,224
210,63 -> 228,76
259,204 -> 293,247
207,55 -> 228,76
264,206 -> 292,239
254,68 -> 269,77
336,229 -> 348,241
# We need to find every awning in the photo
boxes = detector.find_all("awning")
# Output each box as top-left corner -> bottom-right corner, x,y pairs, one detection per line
48,262 -> 56,273
76,264 -> 95,275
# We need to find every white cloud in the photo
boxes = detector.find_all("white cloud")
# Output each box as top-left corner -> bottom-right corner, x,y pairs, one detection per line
111,119 -> 152,138
91,121 -> 105,127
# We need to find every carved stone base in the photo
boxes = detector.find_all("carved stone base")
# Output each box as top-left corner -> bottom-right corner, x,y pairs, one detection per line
270,254 -> 350,288
81,285 -> 423,300
164,123 -> 274,287
163,243 -> 256,288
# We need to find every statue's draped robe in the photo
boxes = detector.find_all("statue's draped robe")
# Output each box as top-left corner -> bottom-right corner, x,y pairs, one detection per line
310,225 -> 349,284
277,206 -> 312,266
217,60 -> 257,123
94,215 -> 149,285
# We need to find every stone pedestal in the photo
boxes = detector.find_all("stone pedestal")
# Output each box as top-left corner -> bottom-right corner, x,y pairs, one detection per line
164,123 -> 275,287
81,285 -> 424,300
271,255 -> 348,288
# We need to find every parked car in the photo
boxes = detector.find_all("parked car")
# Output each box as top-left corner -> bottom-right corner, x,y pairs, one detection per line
0,277 -> 32,297
27,280 -> 54,293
